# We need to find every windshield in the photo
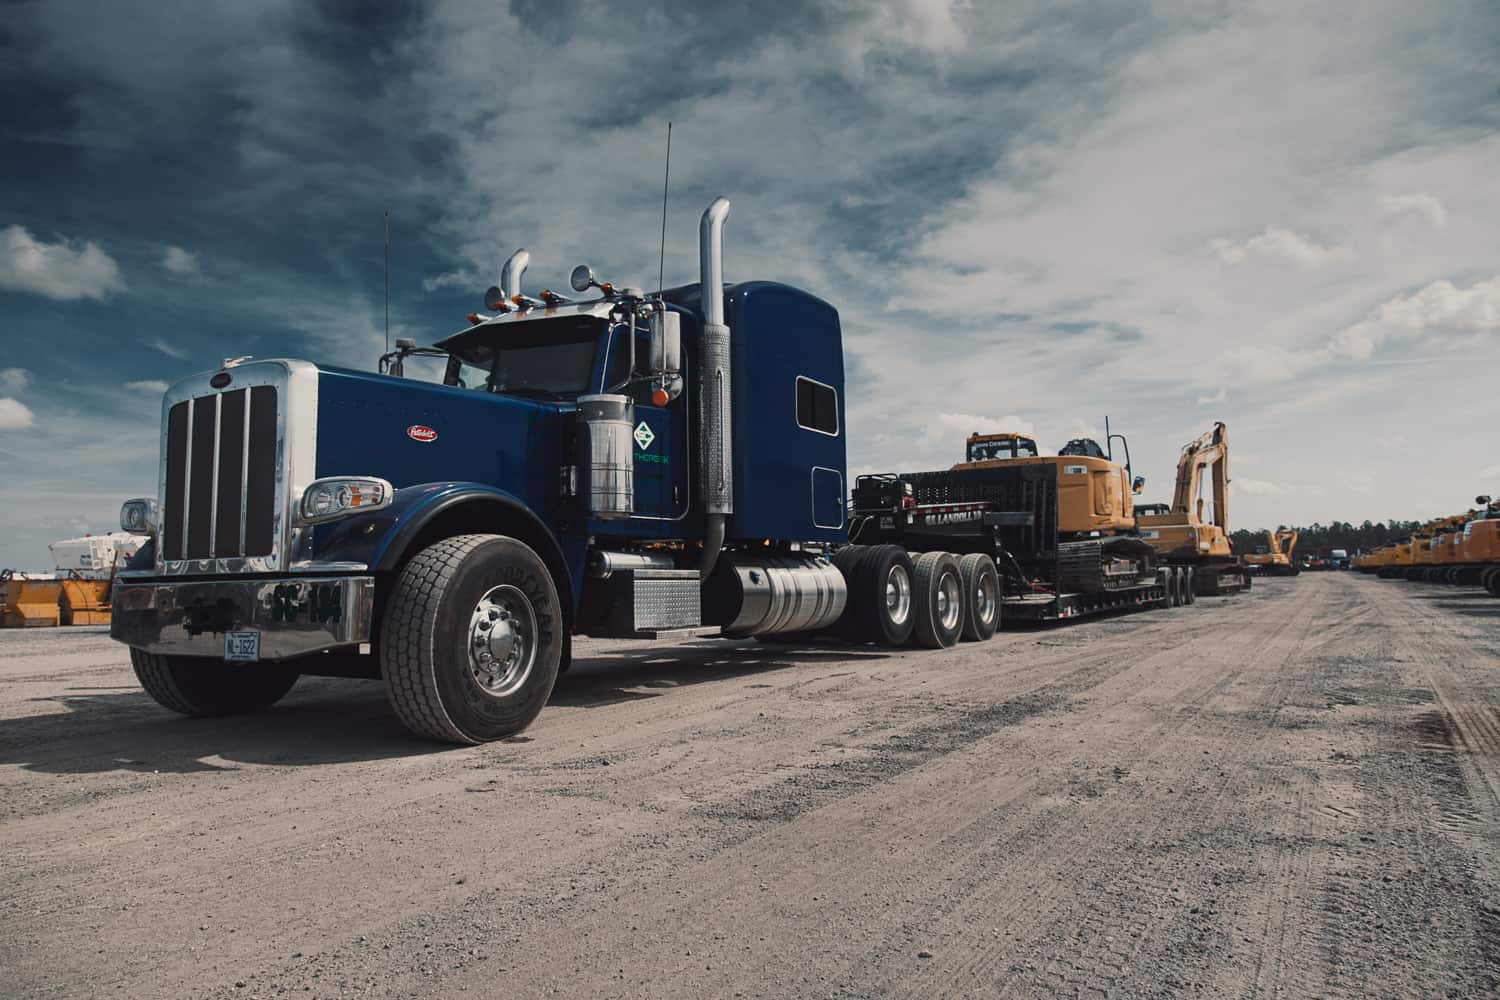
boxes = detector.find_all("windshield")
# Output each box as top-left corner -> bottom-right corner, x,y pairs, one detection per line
968,438 -> 1038,461
445,317 -> 604,399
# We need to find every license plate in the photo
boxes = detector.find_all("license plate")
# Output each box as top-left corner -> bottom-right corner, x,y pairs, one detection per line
224,631 -> 261,662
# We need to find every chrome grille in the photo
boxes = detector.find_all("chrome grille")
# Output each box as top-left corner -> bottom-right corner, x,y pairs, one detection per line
161,386 -> 280,561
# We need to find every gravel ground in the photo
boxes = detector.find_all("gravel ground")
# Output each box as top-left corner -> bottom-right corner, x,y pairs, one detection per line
2,572 -> 1499,999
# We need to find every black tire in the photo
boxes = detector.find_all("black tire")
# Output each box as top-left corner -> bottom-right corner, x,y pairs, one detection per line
840,544 -> 916,646
831,546 -> 870,641
1183,566 -> 1197,605
1485,567 -> 1500,597
130,648 -> 299,717
1170,567 -> 1185,607
957,553 -> 1000,641
911,551 -> 963,649
381,534 -> 563,744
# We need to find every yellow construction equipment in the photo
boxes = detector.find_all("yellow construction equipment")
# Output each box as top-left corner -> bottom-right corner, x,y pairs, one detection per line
0,571 -> 63,628
1136,421 -> 1249,596
955,427 -> 1162,598
1464,496 -> 1500,596
48,533 -> 139,626
1244,529 -> 1299,576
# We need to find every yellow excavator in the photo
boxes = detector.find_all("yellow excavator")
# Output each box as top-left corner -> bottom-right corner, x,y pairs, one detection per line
956,428 -> 1161,598
1244,528 -> 1300,576
1135,421 -> 1249,596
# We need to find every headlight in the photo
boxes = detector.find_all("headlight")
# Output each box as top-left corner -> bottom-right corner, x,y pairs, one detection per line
299,477 -> 393,524
120,498 -> 158,535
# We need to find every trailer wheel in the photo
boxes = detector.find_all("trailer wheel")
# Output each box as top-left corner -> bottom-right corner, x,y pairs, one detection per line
911,552 -> 963,649
381,533 -> 562,744
130,649 -> 299,717
957,553 -> 1000,641
1165,567 -> 1181,607
1183,567 -> 1197,605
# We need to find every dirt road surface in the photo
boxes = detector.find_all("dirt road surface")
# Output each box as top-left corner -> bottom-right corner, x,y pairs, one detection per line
3,573 -> 1499,998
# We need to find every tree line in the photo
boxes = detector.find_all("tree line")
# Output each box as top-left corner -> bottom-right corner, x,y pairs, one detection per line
1229,520 -> 1427,557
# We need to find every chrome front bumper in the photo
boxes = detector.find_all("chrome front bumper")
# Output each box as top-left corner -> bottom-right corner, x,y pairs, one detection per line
111,576 -> 375,661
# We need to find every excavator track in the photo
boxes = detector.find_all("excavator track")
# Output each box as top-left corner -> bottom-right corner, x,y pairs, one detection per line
1057,538 -> 1156,593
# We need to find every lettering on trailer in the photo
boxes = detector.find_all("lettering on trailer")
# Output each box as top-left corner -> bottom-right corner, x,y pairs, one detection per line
916,509 -> 983,525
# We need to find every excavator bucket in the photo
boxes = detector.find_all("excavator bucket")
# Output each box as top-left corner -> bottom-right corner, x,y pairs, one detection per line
1,577 -> 63,628
59,578 -> 113,626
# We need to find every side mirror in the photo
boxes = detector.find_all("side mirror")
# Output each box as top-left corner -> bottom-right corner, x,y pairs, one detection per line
649,310 -> 681,375
1132,476 -> 1146,494
647,309 -> 683,404
1478,495 -> 1493,505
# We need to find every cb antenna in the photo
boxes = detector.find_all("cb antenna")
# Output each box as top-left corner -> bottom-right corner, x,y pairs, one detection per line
383,209 -> 391,353
657,121 -> 672,296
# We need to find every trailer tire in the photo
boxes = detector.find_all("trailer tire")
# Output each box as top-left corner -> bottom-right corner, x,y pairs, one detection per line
1183,567 -> 1197,605
957,553 -> 1000,641
1485,568 -> 1500,597
911,552 -> 963,649
381,533 -> 562,744
130,649 -> 299,717
1168,567 -> 1183,607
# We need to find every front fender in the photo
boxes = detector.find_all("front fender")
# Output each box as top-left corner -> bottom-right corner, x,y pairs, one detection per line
314,482 -> 583,612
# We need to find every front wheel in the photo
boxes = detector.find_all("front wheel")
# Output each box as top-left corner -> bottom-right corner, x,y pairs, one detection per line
131,649 -> 299,716
381,534 -> 563,744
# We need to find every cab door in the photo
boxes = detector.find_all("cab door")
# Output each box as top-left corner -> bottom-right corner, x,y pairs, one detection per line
601,323 -> 689,521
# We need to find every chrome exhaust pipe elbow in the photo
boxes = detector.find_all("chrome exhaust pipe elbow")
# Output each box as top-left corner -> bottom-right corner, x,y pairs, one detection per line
501,248 -> 530,299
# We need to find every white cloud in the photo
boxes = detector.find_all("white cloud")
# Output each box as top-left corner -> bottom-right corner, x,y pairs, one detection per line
1378,192 -> 1447,229
0,398 -> 36,430
422,269 -> 478,293
0,225 -> 126,301
1197,386 -> 1226,405
161,245 -> 199,276
1208,226 -> 1346,269
1480,464 -> 1500,482
147,338 -> 188,360
0,368 -> 30,395
1232,478 -> 1324,498
124,379 -> 169,394
1334,275 -> 1500,361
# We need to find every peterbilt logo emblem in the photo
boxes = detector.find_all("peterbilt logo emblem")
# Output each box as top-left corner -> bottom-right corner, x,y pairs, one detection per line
406,425 -> 438,443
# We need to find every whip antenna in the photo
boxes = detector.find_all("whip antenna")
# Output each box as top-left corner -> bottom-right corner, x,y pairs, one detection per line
383,209 -> 390,353
657,121 -> 672,295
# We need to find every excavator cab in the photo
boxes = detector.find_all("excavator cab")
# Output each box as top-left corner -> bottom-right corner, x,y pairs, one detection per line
964,433 -> 1039,462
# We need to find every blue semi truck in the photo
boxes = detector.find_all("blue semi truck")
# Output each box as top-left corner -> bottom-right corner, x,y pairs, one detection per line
110,198 -> 1023,743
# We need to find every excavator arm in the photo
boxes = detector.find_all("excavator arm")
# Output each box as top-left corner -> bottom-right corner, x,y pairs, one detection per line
1170,421 -> 1230,531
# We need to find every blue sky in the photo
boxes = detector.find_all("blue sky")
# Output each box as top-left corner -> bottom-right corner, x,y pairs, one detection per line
3,0 -> 1500,569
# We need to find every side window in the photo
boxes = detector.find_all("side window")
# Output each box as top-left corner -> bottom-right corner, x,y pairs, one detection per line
796,376 -> 839,436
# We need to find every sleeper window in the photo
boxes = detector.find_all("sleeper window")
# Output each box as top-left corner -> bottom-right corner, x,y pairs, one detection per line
796,376 -> 839,435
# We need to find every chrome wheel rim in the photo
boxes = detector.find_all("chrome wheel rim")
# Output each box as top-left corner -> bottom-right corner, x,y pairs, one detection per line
936,569 -> 962,631
885,565 -> 912,626
973,570 -> 997,626
467,584 -> 538,697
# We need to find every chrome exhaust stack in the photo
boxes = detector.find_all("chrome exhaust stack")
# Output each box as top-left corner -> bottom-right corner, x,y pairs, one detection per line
500,248 -> 530,299
698,197 -> 733,579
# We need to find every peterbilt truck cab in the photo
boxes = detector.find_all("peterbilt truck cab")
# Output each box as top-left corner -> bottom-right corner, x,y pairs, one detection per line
110,198 -> 863,743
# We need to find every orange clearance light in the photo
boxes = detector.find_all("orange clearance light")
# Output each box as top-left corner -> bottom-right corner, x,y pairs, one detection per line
599,282 -> 614,296
651,387 -> 670,407
466,312 -> 480,324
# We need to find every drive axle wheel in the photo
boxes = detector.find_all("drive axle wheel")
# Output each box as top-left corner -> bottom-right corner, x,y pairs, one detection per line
131,649 -> 299,717
1182,566 -> 1197,605
911,551 -> 964,648
834,545 -> 915,646
957,553 -> 1000,641
381,534 -> 562,744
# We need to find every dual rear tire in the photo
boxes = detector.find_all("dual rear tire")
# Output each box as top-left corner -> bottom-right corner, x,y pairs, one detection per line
832,546 -> 998,649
